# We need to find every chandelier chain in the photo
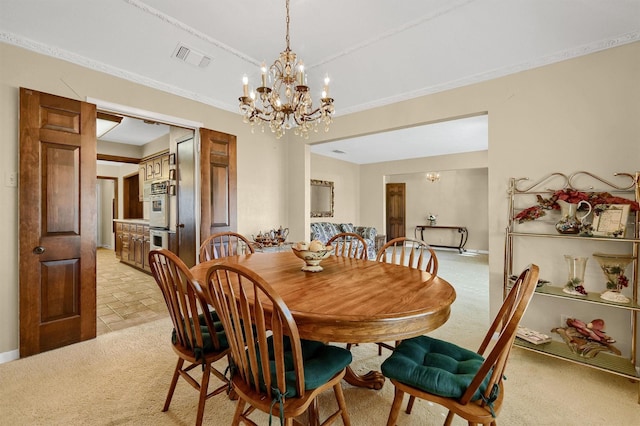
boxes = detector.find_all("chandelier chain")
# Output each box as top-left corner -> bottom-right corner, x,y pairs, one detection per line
285,0 -> 290,51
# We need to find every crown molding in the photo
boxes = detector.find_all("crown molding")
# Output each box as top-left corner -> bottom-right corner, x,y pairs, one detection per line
2,29 -> 638,118
0,31 -> 239,114
337,30 -> 640,116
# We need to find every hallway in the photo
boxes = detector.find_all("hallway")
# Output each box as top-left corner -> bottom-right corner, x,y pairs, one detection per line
96,248 -> 167,335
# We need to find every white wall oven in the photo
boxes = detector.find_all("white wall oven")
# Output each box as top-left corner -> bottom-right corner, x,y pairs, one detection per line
149,228 -> 169,251
149,180 -> 170,229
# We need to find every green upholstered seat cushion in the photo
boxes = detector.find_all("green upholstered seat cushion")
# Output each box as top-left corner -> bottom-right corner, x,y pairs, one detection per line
381,335 -> 488,401
254,337 -> 352,397
172,310 -> 229,354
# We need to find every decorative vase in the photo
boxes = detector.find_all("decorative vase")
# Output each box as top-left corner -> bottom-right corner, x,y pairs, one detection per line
563,255 -> 588,296
555,200 -> 592,234
592,253 -> 634,303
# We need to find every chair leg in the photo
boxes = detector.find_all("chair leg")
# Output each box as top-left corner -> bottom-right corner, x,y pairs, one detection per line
163,358 -> 185,412
232,398 -> 246,426
444,410 -> 455,426
405,395 -> 415,414
333,382 -> 351,426
194,363 -> 211,426
308,398 -> 320,426
386,387 -> 404,426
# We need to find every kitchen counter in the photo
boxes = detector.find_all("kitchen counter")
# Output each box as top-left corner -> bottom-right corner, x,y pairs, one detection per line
113,218 -> 149,224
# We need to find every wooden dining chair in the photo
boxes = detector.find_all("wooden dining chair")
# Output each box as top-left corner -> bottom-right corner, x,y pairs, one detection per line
375,237 -> 439,354
148,249 -> 230,426
204,262 -> 352,426
198,231 -> 255,262
327,232 -> 368,260
381,264 -> 539,426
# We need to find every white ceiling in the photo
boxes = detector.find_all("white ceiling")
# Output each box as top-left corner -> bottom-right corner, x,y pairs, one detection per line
2,0 -> 638,163
311,115 -> 488,164
99,116 -> 170,146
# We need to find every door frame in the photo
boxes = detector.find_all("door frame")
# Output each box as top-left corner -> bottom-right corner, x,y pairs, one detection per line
88,97 -> 204,245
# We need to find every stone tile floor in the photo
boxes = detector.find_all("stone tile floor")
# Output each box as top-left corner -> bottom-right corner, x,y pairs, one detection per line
96,248 -> 167,335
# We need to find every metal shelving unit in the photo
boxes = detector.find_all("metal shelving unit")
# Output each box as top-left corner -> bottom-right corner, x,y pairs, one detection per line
504,171 -> 640,403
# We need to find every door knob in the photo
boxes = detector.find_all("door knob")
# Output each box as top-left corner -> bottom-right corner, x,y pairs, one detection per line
33,246 -> 45,254
177,223 -> 185,228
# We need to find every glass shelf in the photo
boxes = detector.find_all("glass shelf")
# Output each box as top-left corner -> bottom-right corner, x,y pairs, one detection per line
515,339 -> 639,380
508,231 -> 639,243
507,282 -> 640,311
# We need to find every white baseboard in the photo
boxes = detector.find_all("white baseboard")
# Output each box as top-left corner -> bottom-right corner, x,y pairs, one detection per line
0,349 -> 19,364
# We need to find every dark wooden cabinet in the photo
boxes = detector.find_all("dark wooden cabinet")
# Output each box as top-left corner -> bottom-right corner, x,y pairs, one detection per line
114,220 -> 150,274
115,222 -> 123,259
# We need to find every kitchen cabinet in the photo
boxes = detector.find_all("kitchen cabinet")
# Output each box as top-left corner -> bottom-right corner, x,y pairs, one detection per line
115,222 -> 123,259
161,155 -> 170,179
504,171 -> 639,402
114,220 -> 151,273
140,153 -> 170,182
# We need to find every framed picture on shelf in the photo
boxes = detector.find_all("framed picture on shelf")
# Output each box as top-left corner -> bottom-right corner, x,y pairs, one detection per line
592,204 -> 630,238
169,153 -> 176,165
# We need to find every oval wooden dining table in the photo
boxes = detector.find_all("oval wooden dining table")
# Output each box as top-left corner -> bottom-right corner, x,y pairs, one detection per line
190,251 -> 456,389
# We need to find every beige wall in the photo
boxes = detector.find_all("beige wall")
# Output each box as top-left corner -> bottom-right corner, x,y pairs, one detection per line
310,152 -> 489,252
310,153 -> 361,226
388,167 -> 489,251
1,41 -> 638,359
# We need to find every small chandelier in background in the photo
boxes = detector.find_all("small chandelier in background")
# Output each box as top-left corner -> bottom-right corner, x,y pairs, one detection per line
238,0 -> 334,139
426,172 -> 441,183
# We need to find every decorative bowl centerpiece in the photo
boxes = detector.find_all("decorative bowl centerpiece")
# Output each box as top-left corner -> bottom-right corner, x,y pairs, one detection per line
291,240 -> 333,272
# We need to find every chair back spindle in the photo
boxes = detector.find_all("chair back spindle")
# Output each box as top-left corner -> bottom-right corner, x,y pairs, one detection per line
199,232 -> 254,263
328,232 -> 368,260
377,237 -> 438,279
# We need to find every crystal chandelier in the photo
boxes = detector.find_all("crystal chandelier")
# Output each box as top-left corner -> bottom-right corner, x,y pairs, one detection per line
238,0 -> 334,139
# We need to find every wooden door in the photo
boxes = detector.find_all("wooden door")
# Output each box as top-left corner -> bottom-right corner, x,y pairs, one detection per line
177,136 -> 197,267
19,88 -> 97,357
200,129 -> 237,243
386,183 -> 406,240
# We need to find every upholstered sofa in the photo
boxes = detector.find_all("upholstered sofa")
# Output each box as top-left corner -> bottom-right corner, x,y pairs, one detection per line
310,222 -> 378,259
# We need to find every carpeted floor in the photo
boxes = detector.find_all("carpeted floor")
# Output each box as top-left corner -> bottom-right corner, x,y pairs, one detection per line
1,251 -> 638,425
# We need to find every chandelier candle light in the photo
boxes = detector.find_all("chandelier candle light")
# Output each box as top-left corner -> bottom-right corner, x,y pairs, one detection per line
426,172 -> 440,183
239,0 -> 334,139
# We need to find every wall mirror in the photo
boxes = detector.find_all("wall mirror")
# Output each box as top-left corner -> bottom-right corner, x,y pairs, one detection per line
310,179 -> 334,217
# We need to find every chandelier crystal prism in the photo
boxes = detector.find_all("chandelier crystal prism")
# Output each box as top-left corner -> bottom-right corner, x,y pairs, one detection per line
238,0 -> 334,139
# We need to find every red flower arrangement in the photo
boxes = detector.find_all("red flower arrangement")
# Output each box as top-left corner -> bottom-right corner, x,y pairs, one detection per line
514,189 -> 640,224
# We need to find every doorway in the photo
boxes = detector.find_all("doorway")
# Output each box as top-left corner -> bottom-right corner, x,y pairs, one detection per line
95,114 -> 173,335
97,177 -> 117,248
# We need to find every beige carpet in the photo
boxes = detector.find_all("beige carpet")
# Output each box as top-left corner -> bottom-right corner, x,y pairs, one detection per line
1,252 -> 638,425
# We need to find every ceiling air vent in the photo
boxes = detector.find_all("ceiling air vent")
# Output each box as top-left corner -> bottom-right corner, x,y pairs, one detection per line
172,43 -> 212,68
